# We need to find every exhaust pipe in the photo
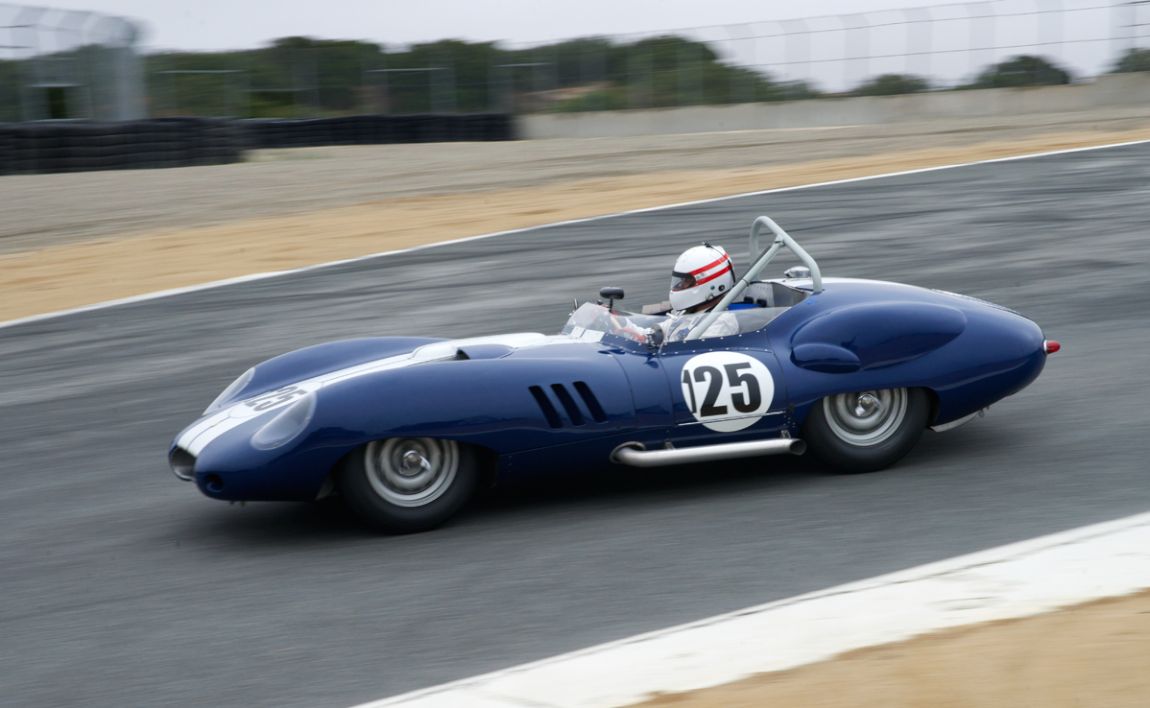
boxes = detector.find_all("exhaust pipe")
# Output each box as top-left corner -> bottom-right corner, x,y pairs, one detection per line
611,438 -> 806,468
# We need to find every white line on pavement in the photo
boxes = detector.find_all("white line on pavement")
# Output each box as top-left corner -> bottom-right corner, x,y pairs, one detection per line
354,510 -> 1150,708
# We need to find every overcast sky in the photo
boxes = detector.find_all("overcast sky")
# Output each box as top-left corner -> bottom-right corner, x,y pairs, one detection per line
45,0 -> 979,51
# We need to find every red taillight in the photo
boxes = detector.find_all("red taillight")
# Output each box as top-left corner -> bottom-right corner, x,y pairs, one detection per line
1044,340 -> 1061,354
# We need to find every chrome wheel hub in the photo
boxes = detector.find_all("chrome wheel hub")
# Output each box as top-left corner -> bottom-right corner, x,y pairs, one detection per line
853,392 -> 881,417
824,388 -> 908,447
399,450 -> 432,476
364,438 -> 458,507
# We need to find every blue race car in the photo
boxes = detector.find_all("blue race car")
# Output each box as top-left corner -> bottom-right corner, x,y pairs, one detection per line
170,216 -> 1058,532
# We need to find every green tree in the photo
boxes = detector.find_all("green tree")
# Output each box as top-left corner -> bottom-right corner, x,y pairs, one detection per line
125,33 -> 803,117
851,73 -> 929,96
967,55 -> 1071,89
147,50 -> 250,116
548,35 -> 790,111
776,80 -> 821,101
388,39 -> 502,113
266,37 -> 381,113
1111,48 -> 1150,73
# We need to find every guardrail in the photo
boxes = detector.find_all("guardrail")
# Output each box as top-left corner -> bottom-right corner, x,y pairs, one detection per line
0,118 -> 244,175
240,113 -> 516,148
0,113 -> 517,175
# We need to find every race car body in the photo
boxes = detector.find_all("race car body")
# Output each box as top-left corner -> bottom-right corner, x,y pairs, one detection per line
170,216 -> 1056,532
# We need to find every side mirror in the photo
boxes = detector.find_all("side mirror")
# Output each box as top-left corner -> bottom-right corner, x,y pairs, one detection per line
599,287 -> 624,312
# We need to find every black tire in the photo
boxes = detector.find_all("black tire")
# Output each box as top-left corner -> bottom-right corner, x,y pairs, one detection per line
337,437 -> 479,533
803,387 -> 929,473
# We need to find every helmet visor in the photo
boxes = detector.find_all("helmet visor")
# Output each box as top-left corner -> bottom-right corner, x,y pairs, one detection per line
671,272 -> 697,292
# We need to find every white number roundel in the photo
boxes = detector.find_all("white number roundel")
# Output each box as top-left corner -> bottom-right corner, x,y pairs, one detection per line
679,351 -> 775,432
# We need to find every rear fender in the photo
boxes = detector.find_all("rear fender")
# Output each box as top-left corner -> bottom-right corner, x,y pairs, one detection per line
790,302 -> 966,372
781,305 -> 1044,428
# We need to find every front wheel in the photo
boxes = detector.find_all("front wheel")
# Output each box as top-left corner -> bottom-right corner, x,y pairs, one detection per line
337,437 -> 479,533
803,387 -> 929,473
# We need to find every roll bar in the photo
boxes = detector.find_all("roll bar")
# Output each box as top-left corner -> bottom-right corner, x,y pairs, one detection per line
685,216 -> 823,341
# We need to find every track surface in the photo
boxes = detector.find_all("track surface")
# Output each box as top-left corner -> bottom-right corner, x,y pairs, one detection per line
3,144 -> 1149,707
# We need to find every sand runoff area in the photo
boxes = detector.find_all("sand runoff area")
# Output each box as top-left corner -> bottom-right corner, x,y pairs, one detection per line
2,108 -> 1150,322
4,108 -> 1150,702
637,590 -> 1150,708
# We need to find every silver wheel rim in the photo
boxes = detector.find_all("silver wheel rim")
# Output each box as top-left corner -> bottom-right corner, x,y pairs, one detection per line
364,438 -> 458,508
823,388 -> 908,447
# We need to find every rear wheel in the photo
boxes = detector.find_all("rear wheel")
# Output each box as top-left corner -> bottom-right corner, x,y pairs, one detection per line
803,387 -> 929,473
337,437 -> 479,533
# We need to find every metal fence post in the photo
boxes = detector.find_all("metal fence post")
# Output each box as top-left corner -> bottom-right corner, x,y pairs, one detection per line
838,13 -> 870,91
724,23 -> 752,104
309,47 -> 321,115
626,36 -> 640,109
672,36 -> 682,107
11,5 -> 43,120
781,18 -> 810,88
963,1 -> 996,83
69,11 -> 96,119
485,55 -> 497,113
598,39 -> 610,110
1041,0 -> 1064,62
905,7 -> 933,80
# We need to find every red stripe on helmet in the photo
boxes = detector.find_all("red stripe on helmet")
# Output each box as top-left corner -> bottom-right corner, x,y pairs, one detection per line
695,264 -> 733,286
689,254 -> 730,276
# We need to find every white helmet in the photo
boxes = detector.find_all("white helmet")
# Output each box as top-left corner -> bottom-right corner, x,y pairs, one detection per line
669,244 -> 735,312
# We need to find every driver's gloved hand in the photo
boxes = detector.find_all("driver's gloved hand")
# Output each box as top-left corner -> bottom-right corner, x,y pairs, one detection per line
645,327 -> 665,347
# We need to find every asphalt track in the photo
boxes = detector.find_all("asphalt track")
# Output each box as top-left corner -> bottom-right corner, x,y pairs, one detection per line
3,143 -> 1149,708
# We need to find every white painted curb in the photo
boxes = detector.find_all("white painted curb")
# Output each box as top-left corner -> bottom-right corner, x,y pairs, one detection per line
3,137 -> 1148,333
354,510 -> 1150,707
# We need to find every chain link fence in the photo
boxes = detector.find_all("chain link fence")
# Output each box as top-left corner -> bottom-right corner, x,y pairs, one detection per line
0,2 -> 144,121
500,0 -> 1150,111
145,0 -> 1149,118
6,0 -> 1145,121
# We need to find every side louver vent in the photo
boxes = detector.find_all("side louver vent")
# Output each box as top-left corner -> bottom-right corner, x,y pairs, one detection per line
529,381 -> 608,428
573,381 -> 607,422
550,384 -> 585,426
529,386 -> 562,428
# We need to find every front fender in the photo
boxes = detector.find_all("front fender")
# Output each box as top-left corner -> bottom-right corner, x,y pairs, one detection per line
213,336 -> 443,410
309,355 -> 639,455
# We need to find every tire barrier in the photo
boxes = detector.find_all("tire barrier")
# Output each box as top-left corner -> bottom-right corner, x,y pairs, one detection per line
0,118 -> 245,176
0,114 -> 516,176
239,113 -> 516,149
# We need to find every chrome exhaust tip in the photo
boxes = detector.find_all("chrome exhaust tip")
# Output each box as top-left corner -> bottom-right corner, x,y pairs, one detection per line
611,437 -> 806,468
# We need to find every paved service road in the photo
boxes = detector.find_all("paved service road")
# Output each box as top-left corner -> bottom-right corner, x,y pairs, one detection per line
3,143 -> 1149,707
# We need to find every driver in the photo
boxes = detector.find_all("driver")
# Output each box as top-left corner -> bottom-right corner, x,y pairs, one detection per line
661,244 -> 739,342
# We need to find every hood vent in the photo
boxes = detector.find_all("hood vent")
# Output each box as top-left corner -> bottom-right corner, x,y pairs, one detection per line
529,381 -> 608,428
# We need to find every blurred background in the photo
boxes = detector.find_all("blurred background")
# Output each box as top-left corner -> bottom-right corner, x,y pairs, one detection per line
1,0 -> 1147,121
4,3 -> 1150,708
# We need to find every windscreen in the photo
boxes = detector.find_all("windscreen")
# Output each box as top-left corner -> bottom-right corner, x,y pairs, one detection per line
560,303 -> 667,344
561,302 -> 790,344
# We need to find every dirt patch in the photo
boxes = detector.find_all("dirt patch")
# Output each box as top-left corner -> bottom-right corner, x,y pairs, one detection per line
635,589 -> 1150,708
4,125 -> 1150,322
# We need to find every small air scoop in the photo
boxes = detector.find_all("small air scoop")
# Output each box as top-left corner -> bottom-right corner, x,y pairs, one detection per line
1044,340 -> 1061,354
